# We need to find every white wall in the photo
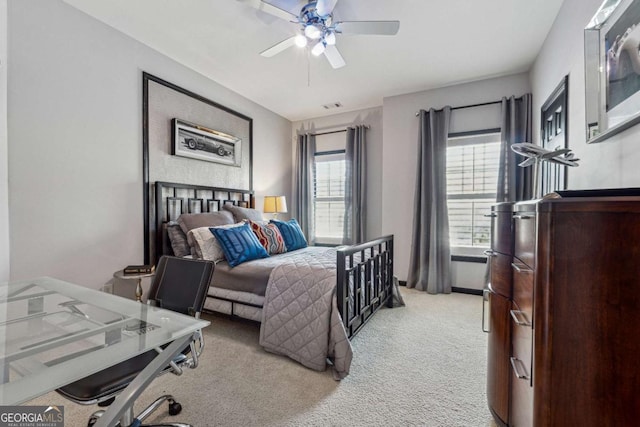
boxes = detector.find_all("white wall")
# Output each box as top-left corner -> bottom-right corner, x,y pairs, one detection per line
8,0 -> 291,288
382,73 -> 531,286
292,107 -> 384,239
0,0 -> 8,282
531,0 -> 640,189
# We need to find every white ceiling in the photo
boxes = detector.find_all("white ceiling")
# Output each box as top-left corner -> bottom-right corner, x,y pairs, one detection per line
62,0 -> 564,121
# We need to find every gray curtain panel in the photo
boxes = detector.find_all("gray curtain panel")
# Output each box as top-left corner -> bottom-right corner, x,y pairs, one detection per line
343,125 -> 367,245
497,94 -> 533,202
406,108 -> 452,294
294,133 -> 316,243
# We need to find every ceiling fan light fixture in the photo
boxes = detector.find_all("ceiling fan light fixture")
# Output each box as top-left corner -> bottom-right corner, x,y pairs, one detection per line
324,31 -> 336,46
304,24 -> 323,40
311,41 -> 326,56
294,34 -> 308,48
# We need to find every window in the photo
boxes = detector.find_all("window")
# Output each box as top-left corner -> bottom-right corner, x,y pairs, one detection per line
313,152 -> 346,244
446,131 -> 500,254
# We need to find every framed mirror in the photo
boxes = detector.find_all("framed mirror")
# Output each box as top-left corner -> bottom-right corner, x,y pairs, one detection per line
585,0 -> 640,143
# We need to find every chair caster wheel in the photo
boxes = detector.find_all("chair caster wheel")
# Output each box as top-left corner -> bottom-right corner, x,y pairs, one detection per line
168,400 -> 182,416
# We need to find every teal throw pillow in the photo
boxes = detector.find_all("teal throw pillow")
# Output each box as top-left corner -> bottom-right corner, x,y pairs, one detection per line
210,223 -> 269,267
270,218 -> 308,251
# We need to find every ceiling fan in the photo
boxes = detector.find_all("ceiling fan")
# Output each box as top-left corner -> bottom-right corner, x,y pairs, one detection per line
243,0 -> 400,69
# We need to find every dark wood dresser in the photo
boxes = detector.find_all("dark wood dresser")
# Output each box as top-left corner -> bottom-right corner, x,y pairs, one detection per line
485,191 -> 640,426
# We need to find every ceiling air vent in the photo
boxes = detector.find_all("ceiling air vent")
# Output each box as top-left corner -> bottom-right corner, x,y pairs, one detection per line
322,102 -> 343,110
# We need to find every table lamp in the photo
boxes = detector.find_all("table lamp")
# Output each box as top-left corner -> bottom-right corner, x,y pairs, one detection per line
263,195 -> 287,219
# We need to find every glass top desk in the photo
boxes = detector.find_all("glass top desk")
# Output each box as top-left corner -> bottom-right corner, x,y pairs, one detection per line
0,277 -> 209,426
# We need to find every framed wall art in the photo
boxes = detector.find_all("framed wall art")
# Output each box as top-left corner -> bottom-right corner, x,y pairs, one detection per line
172,118 -> 242,166
585,0 -> 640,143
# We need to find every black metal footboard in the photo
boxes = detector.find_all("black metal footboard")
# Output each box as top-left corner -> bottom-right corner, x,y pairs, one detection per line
336,235 -> 394,338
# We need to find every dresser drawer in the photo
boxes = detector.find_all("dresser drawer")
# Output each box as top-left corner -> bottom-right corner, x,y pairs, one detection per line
513,209 -> 536,268
488,252 -> 512,298
512,260 -> 533,322
490,203 -> 513,255
510,300 -> 534,427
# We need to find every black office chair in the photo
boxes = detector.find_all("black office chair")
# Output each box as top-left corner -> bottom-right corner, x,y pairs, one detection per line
57,256 -> 214,427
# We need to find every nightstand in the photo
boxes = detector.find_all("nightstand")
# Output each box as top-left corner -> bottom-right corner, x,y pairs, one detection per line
113,270 -> 155,302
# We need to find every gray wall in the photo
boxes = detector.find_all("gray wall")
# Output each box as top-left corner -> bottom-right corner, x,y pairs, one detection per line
531,0 -> 640,189
8,0 -> 292,288
0,0 -> 10,282
292,107 -> 384,240
382,73 -> 531,287
0,0 -> 7,282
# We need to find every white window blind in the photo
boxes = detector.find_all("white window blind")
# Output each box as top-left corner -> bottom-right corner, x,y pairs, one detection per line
314,152 -> 346,244
446,132 -> 500,251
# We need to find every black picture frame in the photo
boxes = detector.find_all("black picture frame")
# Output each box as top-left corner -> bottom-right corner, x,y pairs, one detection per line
142,72 -> 253,264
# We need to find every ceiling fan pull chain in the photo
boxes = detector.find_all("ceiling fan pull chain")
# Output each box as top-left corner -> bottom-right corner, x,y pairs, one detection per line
307,48 -> 311,87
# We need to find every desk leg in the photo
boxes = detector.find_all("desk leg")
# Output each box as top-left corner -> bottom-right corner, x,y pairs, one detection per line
135,278 -> 143,302
92,333 -> 194,427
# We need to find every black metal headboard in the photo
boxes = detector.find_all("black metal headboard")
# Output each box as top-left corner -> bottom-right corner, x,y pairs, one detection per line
147,181 -> 253,265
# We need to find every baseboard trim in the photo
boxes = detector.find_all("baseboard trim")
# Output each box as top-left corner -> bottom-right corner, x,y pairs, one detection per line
452,287 -> 483,296
399,282 -> 481,296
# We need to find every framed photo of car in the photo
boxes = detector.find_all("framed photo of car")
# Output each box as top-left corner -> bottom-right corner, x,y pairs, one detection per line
172,118 -> 242,166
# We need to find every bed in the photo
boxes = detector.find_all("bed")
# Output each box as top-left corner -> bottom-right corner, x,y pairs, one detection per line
147,181 -> 394,376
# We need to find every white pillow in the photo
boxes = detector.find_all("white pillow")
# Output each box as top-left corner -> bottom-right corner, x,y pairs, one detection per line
187,222 -> 244,262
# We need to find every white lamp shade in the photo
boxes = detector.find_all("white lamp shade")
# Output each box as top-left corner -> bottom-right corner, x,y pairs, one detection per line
294,34 -> 308,47
304,24 -> 322,39
263,196 -> 288,214
311,41 -> 326,56
325,31 -> 336,46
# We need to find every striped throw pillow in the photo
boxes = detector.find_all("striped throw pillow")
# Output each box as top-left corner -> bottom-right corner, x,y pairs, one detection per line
249,220 -> 287,254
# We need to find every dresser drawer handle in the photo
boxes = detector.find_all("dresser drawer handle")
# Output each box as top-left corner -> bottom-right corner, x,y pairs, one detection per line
510,309 -> 531,327
513,214 -> 533,220
483,250 -> 498,258
510,357 -> 530,380
482,289 -> 490,333
511,262 -> 533,274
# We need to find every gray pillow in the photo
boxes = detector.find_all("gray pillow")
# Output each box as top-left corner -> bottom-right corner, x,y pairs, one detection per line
166,224 -> 190,257
222,204 -> 263,222
177,211 -> 235,235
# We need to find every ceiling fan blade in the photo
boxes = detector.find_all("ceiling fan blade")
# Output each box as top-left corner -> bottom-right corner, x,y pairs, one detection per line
260,36 -> 297,57
240,0 -> 298,22
316,0 -> 339,17
335,20 -> 400,35
324,45 -> 346,69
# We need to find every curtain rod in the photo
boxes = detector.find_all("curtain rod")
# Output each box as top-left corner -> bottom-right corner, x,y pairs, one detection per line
309,125 -> 370,137
414,96 -> 524,116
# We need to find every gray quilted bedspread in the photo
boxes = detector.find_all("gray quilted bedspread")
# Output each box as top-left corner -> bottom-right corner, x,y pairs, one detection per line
259,248 -> 353,380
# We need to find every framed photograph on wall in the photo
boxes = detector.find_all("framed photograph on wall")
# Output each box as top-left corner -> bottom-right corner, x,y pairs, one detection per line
172,119 -> 242,166
585,0 -> 640,143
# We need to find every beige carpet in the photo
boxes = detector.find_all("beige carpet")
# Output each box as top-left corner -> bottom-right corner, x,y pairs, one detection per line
29,288 -> 495,426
